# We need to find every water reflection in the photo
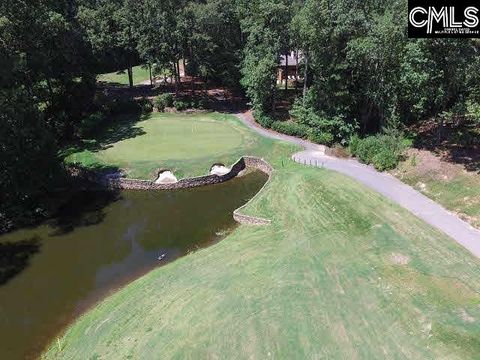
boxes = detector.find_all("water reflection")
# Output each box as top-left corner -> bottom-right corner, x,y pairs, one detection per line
49,190 -> 122,236
0,237 -> 41,286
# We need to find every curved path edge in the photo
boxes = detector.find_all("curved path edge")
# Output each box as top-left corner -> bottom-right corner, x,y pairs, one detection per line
235,111 -> 480,258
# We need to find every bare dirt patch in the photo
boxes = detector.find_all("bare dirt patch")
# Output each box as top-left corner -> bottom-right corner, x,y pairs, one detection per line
393,148 -> 462,182
328,145 -> 350,159
392,147 -> 480,229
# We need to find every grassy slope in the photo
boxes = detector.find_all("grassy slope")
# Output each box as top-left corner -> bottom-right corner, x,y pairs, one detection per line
97,65 -> 151,85
66,113 -> 279,179
395,152 -> 480,229
404,174 -> 480,229
46,117 -> 480,359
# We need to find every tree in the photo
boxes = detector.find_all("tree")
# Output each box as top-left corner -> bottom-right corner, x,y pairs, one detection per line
132,0 -> 188,94
184,0 -> 243,91
0,0 -> 96,231
290,0 -> 478,136
238,0 -> 293,113
78,0 -> 138,88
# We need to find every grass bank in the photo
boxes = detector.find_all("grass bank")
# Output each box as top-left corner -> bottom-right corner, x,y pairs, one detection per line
47,115 -> 480,359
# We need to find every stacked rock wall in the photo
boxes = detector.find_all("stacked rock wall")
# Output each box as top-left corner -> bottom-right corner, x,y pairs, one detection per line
68,156 -> 273,225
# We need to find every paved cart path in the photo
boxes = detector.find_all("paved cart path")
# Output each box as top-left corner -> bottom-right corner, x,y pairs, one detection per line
235,111 -> 480,258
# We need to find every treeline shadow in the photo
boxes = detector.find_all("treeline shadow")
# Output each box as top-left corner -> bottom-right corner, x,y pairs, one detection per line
48,188 -> 122,236
0,236 -> 40,286
412,119 -> 480,173
64,111 -> 147,158
94,115 -> 147,149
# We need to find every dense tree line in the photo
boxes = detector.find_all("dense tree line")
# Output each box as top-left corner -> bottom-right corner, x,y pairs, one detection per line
1,0 -> 479,231
1,0 -> 97,231
75,0 -> 480,138
242,0 -> 479,133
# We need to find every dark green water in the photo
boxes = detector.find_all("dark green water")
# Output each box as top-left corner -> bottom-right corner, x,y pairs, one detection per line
0,171 -> 267,360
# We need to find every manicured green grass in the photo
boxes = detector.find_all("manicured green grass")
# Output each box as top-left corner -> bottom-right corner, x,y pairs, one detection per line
66,112 -> 285,179
97,65 -> 151,85
46,115 -> 480,359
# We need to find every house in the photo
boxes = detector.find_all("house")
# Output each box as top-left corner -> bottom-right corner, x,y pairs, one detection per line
277,50 -> 303,85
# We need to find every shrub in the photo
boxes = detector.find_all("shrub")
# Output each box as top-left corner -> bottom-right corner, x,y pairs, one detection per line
309,130 -> 334,145
137,98 -> 153,114
355,136 -> 382,164
76,111 -> 105,137
171,96 -> 207,110
329,144 -> 350,158
290,99 -> 357,145
271,121 -> 310,138
349,134 -> 408,171
173,99 -> 188,111
195,97 -> 208,109
289,98 -> 311,125
189,98 -> 202,109
153,96 -> 165,112
348,134 -> 361,155
153,93 -> 174,112
467,99 -> 480,123
254,111 -> 274,128
372,148 -> 399,171
104,98 -> 141,115
93,92 -> 109,112
163,93 -> 174,107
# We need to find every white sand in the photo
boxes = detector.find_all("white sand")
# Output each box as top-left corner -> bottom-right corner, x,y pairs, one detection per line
155,171 -> 178,184
210,165 -> 230,176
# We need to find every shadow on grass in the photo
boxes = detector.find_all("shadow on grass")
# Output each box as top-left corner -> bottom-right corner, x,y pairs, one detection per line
63,111 -> 148,158
0,236 -> 41,286
97,80 -> 129,87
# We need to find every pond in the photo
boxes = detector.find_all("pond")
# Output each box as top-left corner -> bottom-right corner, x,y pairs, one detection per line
0,171 -> 268,360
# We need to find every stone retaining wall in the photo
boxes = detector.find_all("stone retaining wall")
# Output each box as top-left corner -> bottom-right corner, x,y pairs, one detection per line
68,156 -> 274,226
232,157 -> 273,226
100,157 -> 247,190
242,156 -> 273,176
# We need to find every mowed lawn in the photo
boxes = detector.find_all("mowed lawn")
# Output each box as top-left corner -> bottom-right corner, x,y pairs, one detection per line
48,116 -> 480,359
66,113 -> 280,179
97,65 -> 151,85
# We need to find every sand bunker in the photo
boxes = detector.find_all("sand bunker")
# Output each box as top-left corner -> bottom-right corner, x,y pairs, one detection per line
155,170 -> 178,184
210,164 -> 231,176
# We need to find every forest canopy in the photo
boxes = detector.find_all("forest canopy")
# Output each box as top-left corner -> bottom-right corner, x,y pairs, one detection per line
1,0 -> 479,231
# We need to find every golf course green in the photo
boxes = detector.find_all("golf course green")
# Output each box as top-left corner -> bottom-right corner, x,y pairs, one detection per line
66,113 -> 279,179
47,113 -> 480,359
